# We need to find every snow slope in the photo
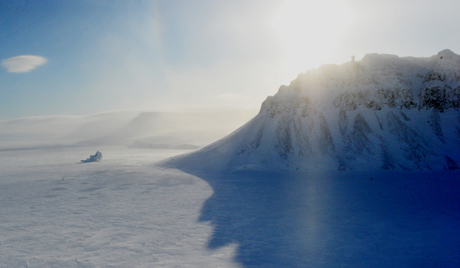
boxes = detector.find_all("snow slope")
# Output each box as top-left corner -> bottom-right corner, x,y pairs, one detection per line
0,109 -> 256,150
76,110 -> 256,149
165,50 -> 460,172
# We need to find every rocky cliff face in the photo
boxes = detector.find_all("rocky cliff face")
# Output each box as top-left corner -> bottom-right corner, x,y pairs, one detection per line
166,50 -> 460,172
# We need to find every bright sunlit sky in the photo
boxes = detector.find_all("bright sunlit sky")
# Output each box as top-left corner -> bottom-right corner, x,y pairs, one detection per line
1,0 -> 460,120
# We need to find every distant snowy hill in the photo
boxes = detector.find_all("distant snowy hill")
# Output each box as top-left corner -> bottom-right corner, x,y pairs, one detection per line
0,109 -> 257,150
77,110 -> 257,149
0,111 -> 139,149
166,50 -> 460,171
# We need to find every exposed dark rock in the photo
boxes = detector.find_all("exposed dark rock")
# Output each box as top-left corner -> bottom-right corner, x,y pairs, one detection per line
444,155 -> 459,171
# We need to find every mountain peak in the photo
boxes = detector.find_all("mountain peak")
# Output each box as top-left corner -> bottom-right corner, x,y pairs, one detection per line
436,49 -> 459,60
165,51 -> 460,172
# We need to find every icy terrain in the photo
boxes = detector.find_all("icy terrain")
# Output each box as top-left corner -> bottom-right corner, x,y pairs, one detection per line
2,51 -> 460,267
0,109 -> 257,150
166,50 -> 460,172
0,146 -> 238,267
160,50 -> 460,267
173,167 -> 460,267
0,110 -> 257,267
2,146 -> 459,267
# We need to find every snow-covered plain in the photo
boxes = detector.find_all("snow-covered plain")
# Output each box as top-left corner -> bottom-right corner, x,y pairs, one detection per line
1,145 -> 459,267
0,146 -> 239,267
165,159 -> 460,267
0,109 -> 257,266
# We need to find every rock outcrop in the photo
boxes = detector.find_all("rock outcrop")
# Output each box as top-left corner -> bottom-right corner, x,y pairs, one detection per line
165,50 -> 460,171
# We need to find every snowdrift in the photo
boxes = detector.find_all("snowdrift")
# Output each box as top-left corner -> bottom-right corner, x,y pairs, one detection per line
165,50 -> 460,172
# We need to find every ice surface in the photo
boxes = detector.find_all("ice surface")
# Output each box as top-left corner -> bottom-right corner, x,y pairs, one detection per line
160,161 -> 460,267
0,147 -> 238,267
2,146 -> 459,267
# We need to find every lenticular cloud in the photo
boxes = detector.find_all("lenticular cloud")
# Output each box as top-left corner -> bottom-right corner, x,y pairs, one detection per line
1,55 -> 48,73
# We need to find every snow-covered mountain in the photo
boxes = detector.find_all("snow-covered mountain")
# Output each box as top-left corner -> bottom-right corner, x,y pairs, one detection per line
166,50 -> 460,172
76,110 -> 257,148
0,109 -> 256,150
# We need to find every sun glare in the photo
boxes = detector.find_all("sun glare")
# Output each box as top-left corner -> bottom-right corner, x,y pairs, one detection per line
273,0 -> 351,72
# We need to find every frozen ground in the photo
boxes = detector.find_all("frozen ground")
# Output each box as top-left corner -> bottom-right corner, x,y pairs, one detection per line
1,146 -> 460,267
0,146 -> 238,268
182,168 -> 460,267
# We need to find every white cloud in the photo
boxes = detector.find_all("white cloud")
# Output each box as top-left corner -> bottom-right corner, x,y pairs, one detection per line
1,55 -> 48,73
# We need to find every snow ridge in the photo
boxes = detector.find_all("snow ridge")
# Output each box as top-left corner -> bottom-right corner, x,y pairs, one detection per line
166,50 -> 460,171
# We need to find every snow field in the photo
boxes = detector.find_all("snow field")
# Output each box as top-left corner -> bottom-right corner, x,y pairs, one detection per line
0,147 -> 238,268
183,168 -> 460,267
1,146 -> 460,267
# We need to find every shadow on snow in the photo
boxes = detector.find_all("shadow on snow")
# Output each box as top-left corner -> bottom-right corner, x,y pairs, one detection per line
178,167 -> 460,267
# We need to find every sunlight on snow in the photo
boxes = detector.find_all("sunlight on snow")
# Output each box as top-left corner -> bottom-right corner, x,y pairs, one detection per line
273,0 -> 351,71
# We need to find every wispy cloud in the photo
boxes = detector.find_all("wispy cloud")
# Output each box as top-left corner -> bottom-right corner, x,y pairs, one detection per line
1,55 -> 48,73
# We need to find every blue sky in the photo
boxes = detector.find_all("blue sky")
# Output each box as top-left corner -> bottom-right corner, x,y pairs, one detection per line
1,0 -> 460,120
